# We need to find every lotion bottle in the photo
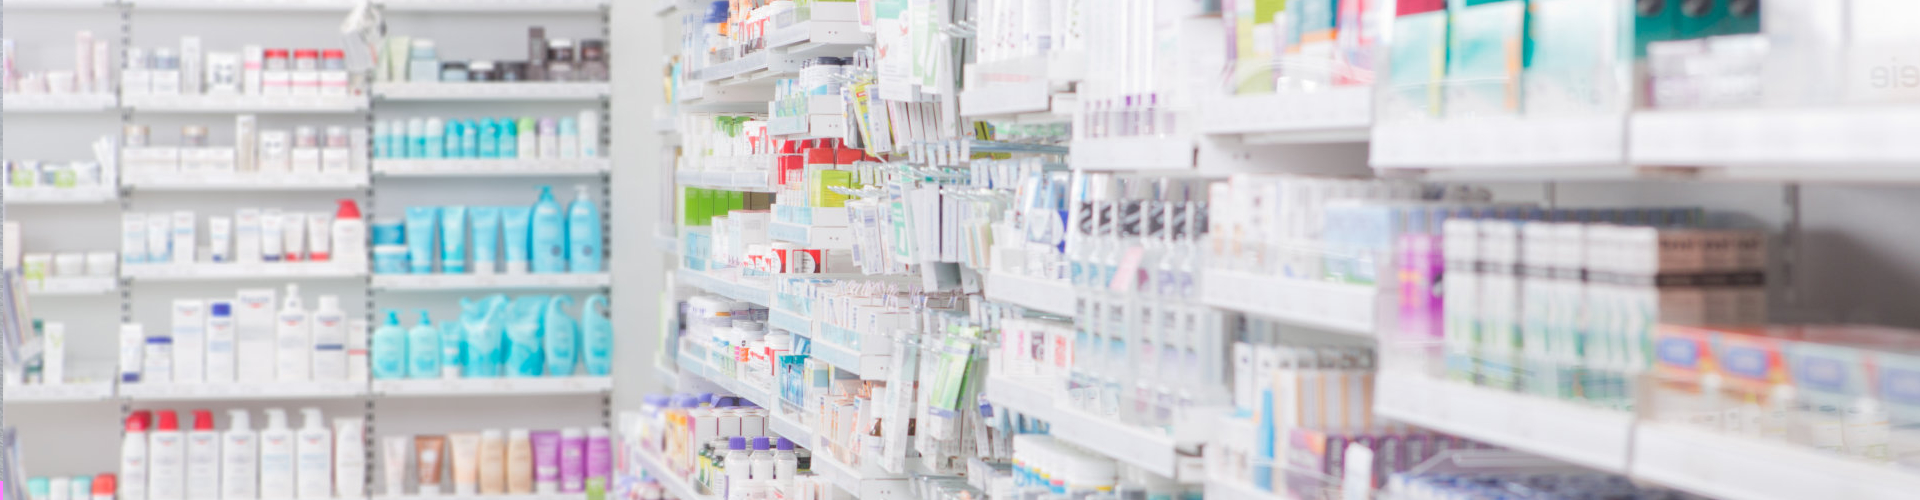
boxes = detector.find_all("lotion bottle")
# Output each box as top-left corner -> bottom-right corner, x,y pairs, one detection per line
371,310 -> 408,380
120,411 -> 152,500
221,409 -> 258,500
530,186 -> 566,273
277,284 -> 311,382
147,410 -> 185,500
567,184 -> 602,273
409,310 -> 442,378
309,295 -> 348,381
333,418 -> 367,497
332,200 -> 366,266
295,408 -> 333,499
258,408 -> 296,500
185,410 -> 221,499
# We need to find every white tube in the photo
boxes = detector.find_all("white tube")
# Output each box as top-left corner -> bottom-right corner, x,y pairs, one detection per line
382,436 -> 410,496
209,216 -> 232,263
307,212 -> 332,262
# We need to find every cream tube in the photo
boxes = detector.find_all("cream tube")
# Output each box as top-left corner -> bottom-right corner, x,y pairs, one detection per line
415,435 -> 446,495
307,212 -> 332,262
381,436 -> 409,496
448,432 -> 480,496
261,209 -> 285,262
282,213 -> 306,261
479,429 -> 506,494
506,429 -> 533,493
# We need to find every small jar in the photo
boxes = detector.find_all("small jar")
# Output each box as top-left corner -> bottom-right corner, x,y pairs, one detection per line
467,60 -> 497,82
579,39 -> 608,81
325,126 -> 350,148
546,39 -> 576,81
181,125 -> 210,147
263,49 -> 290,71
123,124 -> 150,148
294,126 -> 319,148
440,61 -> 469,83
293,49 -> 319,70
321,49 -> 346,70
499,62 -> 528,82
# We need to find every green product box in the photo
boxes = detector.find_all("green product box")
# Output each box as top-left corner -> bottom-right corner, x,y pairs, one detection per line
1445,0 -> 1529,118
1673,0 -> 1724,39
1386,10 -> 1450,118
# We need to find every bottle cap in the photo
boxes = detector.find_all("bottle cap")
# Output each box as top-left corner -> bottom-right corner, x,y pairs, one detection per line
418,309 -> 432,325
155,410 -> 179,431
777,438 -> 794,451
192,409 -> 216,431
125,410 -> 152,432
337,199 -> 363,219
752,437 -> 769,451
91,474 -> 116,496
729,436 -> 747,450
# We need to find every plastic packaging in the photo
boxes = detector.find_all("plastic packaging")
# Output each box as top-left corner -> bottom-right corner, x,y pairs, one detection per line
585,427 -> 611,492
462,295 -> 510,377
505,295 -> 550,377
371,310 -> 408,380
333,200 -> 366,265
415,435 -> 446,494
148,410 -> 184,500
382,436 -> 409,496
333,418 -> 366,497
276,284 -> 310,382
531,186 -> 567,273
121,411 -> 150,500
409,310 -> 441,378
440,320 -> 464,379
501,206 -> 534,274
310,295 -> 348,381
567,184 -> 602,273
544,295 -> 578,376
582,294 -> 613,376
479,430 -> 506,494
258,409 -> 295,499
471,206 -> 502,274
404,207 -> 438,273
531,430 -> 562,493
186,412 -> 220,499
220,409 -> 257,499
560,428 -> 586,493
507,429 -> 534,493
441,206 -> 468,274
294,408 -> 332,499
449,432 -> 480,495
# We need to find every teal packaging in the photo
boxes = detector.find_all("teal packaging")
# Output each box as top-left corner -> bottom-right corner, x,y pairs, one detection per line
496,117 -> 518,158
439,320 -> 464,378
440,206 -> 469,274
1387,10 -> 1450,119
1674,0 -> 1725,38
408,310 -> 441,379
460,119 -> 480,159
531,186 -> 568,274
566,184 -> 602,273
1526,0 -> 1631,115
478,119 -> 500,158
404,206 -> 438,273
582,294 -> 612,376
471,206 -> 503,274
504,295 -> 549,377
1631,0 -> 1676,57
501,206 -> 534,273
1446,0 -> 1530,118
544,295 -> 578,376
444,120 -> 466,158
28,478 -> 48,498
1720,0 -> 1758,35
370,310 -> 409,380
461,294 -> 509,377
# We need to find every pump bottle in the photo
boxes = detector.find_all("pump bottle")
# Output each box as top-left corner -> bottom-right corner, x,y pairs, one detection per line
147,410 -> 185,500
310,295 -> 347,381
409,310 -> 441,378
221,409 -> 258,500
276,284 -> 311,382
120,411 -> 152,500
258,408 -> 296,499
334,417 -> 367,497
295,408 -> 333,498
567,184 -> 602,273
185,410 -> 221,499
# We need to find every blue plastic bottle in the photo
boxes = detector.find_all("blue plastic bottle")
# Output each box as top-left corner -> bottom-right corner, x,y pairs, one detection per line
530,185 -> 567,273
496,117 -> 518,158
581,294 -> 612,376
370,310 -> 408,380
477,118 -> 500,159
461,119 -> 480,159
543,295 -> 578,376
444,120 -> 465,159
567,184 -> 602,273
408,310 -> 441,379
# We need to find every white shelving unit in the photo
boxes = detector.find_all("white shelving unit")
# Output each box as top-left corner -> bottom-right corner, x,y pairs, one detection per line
375,495 -> 588,500
985,374 -> 1200,480
4,382 -> 117,403
1070,137 -> 1191,171
372,376 -> 613,397
372,82 -> 611,101
378,0 -> 608,11
767,222 -> 853,249
5,186 -> 119,204
982,272 -> 1075,316
636,449 -> 716,500
674,169 -> 776,193
121,262 -> 367,281
371,273 -> 611,291
372,158 -> 611,177
23,276 -> 120,297
128,0 -> 355,10
122,94 -> 368,113
120,381 -> 370,401
678,268 -> 773,306
122,172 -> 369,191
1374,373 -> 1634,474
1370,115 -> 1627,170
1631,423 -> 1920,500
1199,270 -> 1379,337
2,93 -> 118,112
1200,87 -> 1372,143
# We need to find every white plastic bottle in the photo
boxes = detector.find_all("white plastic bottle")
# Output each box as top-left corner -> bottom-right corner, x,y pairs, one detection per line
333,417 -> 366,497
120,410 -> 151,500
748,437 -> 774,482
258,408 -> 296,500
309,295 -> 348,381
331,200 -> 365,266
221,409 -> 259,500
147,410 -> 185,500
185,410 -> 221,499
723,437 -> 750,500
773,438 -> 797,491
295,408 -> 333,499
276,284 -> 311,382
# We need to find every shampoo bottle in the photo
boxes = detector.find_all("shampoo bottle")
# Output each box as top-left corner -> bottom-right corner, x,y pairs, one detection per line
409,310 -> 442,378
258,408 -> 296,500
581,295 -> 612,376
530,186 -> 567,273
440,320 -> 464,379
310,295 -> 348,381
517,118 -> 537,159
333,418 -> 366,497
185,410 -> 221,500
371,310 -> 408,380
148,410 -> 185,500
567,184 -> 602,273
544,295 -> 578,376
276,284 -> 311,382
120,411 -> 151,500
294,408 -> 333,499
221,409 -> 258,500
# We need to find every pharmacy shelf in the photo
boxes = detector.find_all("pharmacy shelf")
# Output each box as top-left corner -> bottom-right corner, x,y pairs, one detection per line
983,272 -> 1075,317
1631,422 -> 1920,500
4,382 -> 117,403
636,448 -> 716,500
378,0 -> 607,11
675,169 -> 775,193
1371,115 -> 1627,170
1374,373 -> 1632,474
767,114 -> 848,139
2,93 -> 117,112
371,272 -> 611,291
7,0 -> 120,8
1070,137 -> 1191,171
120,381 -> 369,401
693,51 -> 775,83
769,308 -> 810,335
767,222 -> 853,249
1632,106 -> 1920,179
23,276 -> 119,297
985,374 -> 1190,479
679,268 -> 773,306
372,376 -> 612,397
6,186 -> 119,204
805,335 -> 888,379
1200,87 -> 1371,143
122,262 -> 367,281
959,58 -> 1053,119
1205,478 -> 1301,500
769,410 -> 813,449
375,495 -> 587,500
122,94 -> 368,112
765,20 -> 872,53
122,172 -> 369,191
1199,270 -> 1377,337
373,158 -> 611,177
373,82 -> 610,101
130,0 -> 354,10
674,351 -> 816,446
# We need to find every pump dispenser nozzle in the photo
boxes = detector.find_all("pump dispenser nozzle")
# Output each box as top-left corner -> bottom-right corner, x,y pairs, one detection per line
263,408 -> 289,429
299,407 -> 325,429
418,309 -> 432,325
227,409 -> 252,430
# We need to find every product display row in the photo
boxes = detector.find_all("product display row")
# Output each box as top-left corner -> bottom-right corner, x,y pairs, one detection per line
375,427 -> 611,496
119,408 -> 363,500
380,185 -> 601,276
373,111 -> 602,160
368,293 -> 613,380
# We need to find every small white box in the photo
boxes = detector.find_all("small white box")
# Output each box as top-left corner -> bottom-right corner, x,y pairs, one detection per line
291,147 -> 321,174
124,147 -> 182,175
172,299 -> 206,383
180,147 -> 237,173
320,147 -> 351,174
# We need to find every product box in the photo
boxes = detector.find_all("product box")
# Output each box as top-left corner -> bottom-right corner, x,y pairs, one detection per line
123,147 -> 182,175
180,147 -> 237,174
1385,7 -> 1449,119
1445,0 -> 1529,118
1525,0 -> 1631,116
172,299 -> 207,383
234,288 -> 278,381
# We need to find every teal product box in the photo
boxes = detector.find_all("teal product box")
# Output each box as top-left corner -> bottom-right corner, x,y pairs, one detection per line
1721,0 -> 1759,35
1446,0 -> 1530,118
1631,0 -> 1677,57
1385,10 -> 1451,119
1525,0 -> 1632,116
1673,0 -> 1724,39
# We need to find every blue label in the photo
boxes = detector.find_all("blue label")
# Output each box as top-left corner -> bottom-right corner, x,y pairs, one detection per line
1655,338 -> 1698,368
1884,368 -> 1920,405
1720,346 -> 1770,380
1795,356 -> 1848,393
